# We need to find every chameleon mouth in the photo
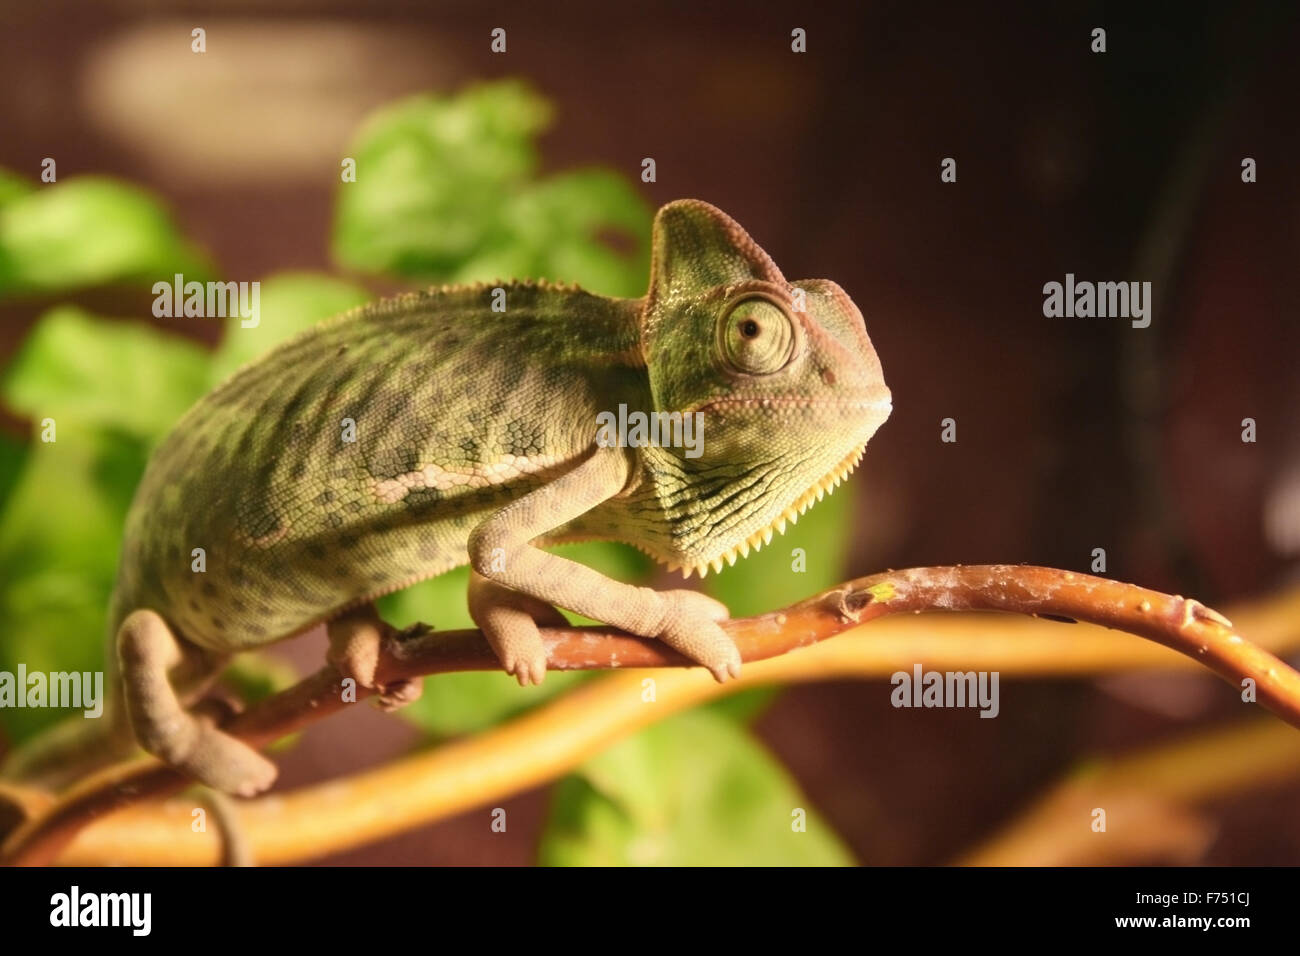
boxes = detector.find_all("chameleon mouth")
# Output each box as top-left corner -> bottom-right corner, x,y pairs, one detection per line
665,441 -> 871,578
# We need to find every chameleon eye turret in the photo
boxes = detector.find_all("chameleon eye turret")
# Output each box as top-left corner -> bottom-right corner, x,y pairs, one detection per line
718,296 -> 796,375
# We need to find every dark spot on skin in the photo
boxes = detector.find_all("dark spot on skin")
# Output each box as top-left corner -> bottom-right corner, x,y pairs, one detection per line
347,500 -> 363,513
316,490 -> 336,505
327,513 -> 343,529
210,617 -> 226,631
291,461 -> 307,479
396,444 -> 419,472
403,487 -> 441,515
307,544 -> 326,560
820,368 -> 837,386
232,599 -> 247,612
245,512 -> 283,540
201,582 -> 217,597
247,623 -> 267,637
188,599 -> 201,612
504,419 -> 543,457
257,605 -> 273,616
340,533 -> 359,548
298,588 -> 329,607
459,441 -> 482,466
235,428 -> 257,459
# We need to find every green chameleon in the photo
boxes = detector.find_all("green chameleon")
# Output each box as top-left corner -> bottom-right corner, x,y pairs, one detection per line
5,199 -> 891,796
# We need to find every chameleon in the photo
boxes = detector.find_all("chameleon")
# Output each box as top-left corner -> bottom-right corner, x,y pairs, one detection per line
3,199 -> 891,796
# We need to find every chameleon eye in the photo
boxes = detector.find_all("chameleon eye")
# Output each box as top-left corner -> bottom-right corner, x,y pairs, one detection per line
719,297 -> 795,375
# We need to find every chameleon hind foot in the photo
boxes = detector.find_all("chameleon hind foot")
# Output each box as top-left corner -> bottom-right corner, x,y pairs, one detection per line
116,609 -> 277,797
468,570 -> 569,687
326,604 -> 425,709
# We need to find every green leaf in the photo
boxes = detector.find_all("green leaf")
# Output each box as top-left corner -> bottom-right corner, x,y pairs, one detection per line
540,708 -> 854,866
458,171 -> 651,298
0,431 -> 28,516
378,541 -> 652,737
333,82 -> 552,277
209,272 -> 372,383
0,168 -> 34,208
0,426 -> 145,741
332,82 -> 651,297
0,177 -> 210,296
1,306 -> 210,442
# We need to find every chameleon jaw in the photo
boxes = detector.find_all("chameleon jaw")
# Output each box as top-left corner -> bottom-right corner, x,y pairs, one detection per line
665,442 -> 869,579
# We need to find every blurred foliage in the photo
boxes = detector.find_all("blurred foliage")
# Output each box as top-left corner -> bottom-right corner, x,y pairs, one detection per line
0,177 -> 211,296
0,81 -> 855,863
0,425 -> 140,739
541,709 -> 854,866
207,272 -> 372,384
5,306 -> 210,439
333,81 -> 650,298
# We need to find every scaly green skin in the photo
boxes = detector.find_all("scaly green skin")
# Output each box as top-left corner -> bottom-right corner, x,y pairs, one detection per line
110,282 -> 647,652
8,200 -> 892,795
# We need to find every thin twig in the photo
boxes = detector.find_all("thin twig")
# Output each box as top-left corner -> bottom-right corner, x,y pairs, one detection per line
4,565 -> 1299,866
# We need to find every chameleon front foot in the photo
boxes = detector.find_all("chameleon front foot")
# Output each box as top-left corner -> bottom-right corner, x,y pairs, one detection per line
652,590 -> 742,682
468,571 -> 569,687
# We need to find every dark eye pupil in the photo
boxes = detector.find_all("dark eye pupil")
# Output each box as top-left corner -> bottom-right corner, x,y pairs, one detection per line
740,319 -> 760,338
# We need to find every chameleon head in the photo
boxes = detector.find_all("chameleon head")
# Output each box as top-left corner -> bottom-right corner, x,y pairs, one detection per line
639,199 -> 892,576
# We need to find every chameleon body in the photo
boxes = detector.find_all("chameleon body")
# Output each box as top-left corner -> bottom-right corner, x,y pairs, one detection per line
6,200 -> 891,795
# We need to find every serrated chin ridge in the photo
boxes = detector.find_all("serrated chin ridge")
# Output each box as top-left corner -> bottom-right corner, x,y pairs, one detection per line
667,444 -> 868,579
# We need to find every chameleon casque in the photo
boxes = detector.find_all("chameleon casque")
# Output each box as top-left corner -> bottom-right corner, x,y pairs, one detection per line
6,199 -> 892,796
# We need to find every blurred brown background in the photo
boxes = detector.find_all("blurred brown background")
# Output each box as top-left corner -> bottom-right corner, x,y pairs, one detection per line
1,0 -> 1298,864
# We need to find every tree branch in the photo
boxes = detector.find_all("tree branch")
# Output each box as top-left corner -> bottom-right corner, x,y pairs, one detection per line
4,565 -> 1300,866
